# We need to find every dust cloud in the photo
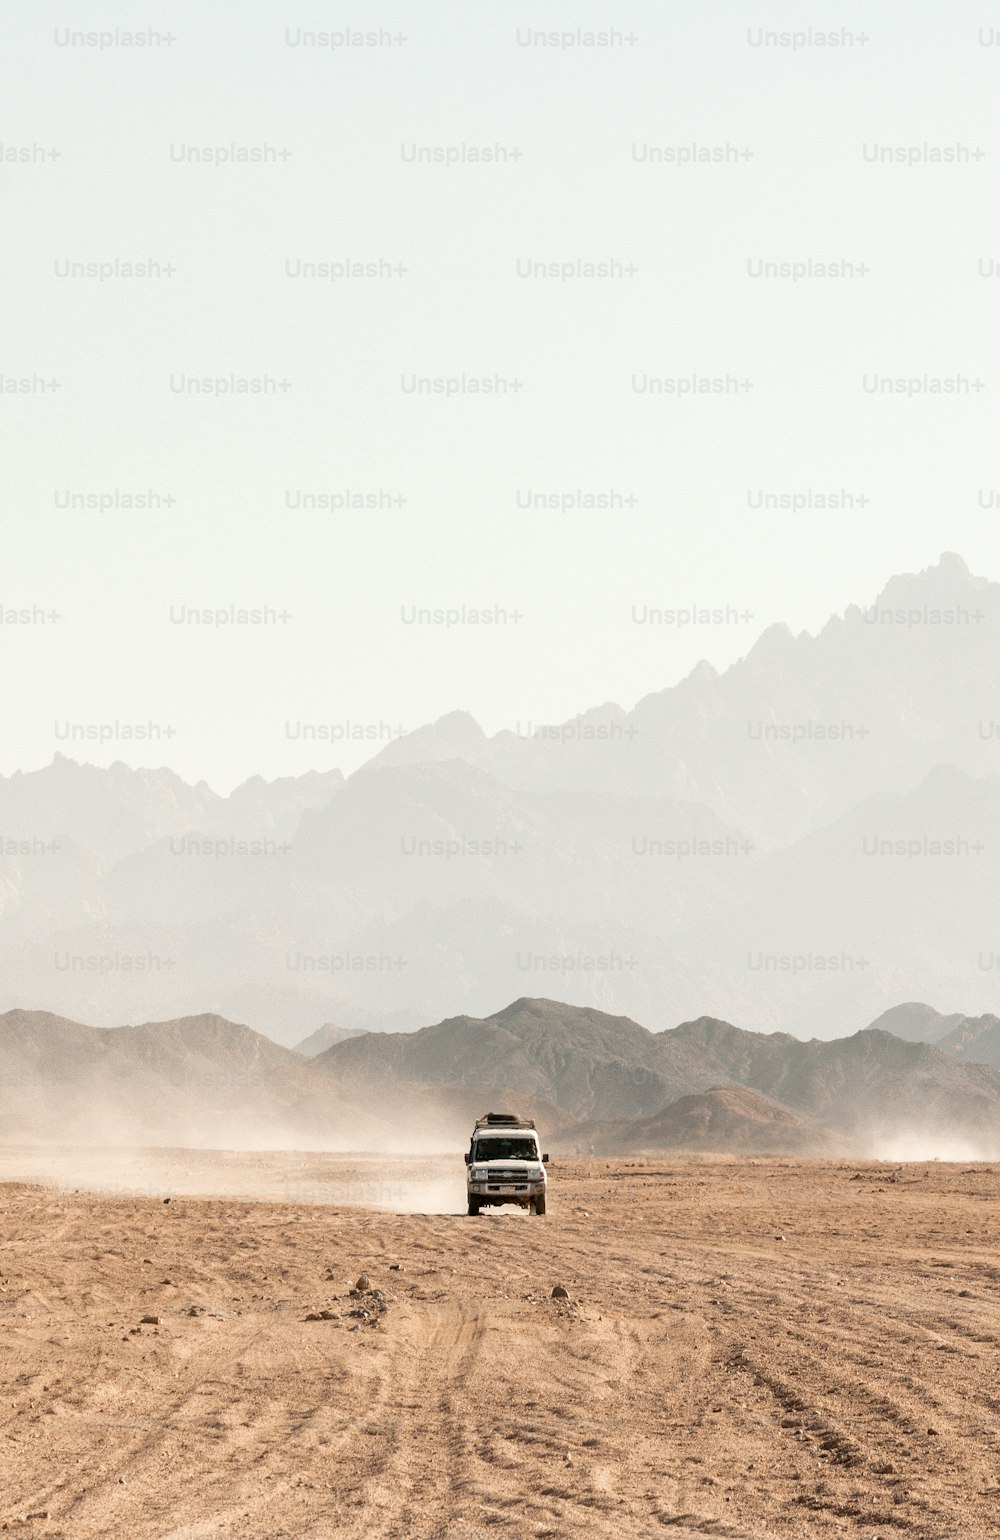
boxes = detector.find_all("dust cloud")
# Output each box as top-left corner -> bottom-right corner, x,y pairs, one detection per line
0,1145 -> 469,1215
868,1128 -> 1000,1163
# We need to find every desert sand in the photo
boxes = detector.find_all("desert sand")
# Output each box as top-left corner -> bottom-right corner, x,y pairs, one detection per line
1,1150 -> 998,1539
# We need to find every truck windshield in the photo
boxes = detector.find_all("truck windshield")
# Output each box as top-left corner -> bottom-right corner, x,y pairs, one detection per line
475,1137 -> 538,1162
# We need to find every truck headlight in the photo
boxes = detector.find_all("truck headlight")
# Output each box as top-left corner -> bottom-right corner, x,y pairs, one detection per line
471,1167 -> 487,1181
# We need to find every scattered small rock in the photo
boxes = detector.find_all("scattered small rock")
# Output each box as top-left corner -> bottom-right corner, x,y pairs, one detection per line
346,1289 -> 389,1328
355,1273 -> 371,1292
551,1284 -> 570,1300
163,1198 -> 171,1205
304,1312 -> 323,1322
320,1310 -> 336,1320
139,1315 -> 162,1326
389,1263 -> 403,1272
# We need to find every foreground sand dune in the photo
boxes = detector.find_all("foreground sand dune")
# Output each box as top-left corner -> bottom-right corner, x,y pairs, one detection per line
1,1151 -> 998,1538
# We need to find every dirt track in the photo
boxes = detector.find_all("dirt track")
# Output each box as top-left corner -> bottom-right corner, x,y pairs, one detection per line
2,1152 -> 999,1539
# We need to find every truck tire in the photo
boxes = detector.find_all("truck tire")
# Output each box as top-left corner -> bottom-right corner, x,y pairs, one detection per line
533,1193 -> 546,1216
467,1197 -> 480,1217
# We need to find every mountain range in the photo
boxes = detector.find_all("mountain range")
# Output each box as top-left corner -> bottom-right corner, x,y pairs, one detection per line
5,996 -> 1000,1158
2,553 -> 999,1039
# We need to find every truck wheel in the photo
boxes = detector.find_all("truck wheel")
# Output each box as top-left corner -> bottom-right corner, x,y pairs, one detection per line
467,1197 -> 480,1216
533,1194 -> 546,1216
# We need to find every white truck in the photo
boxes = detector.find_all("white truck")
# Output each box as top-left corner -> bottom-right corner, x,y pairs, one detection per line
464,1112 -> 549,1216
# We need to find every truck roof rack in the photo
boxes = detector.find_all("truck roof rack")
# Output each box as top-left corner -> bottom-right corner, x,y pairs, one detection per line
474,1112 -> 536,1130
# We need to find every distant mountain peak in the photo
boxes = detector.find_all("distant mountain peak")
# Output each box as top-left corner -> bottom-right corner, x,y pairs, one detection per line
865,1003 -> 964,1045
367,710 -> 487,771
294,1021 -> 369,1057
871,551 -> 990,611
745,620 -> 795,661
933,551 -> 971,576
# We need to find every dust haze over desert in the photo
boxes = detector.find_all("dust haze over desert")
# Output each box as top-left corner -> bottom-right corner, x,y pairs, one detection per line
5,3 -> 1000,1537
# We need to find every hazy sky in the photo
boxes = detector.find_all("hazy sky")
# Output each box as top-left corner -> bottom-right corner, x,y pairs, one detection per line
4,0 -> 1000,792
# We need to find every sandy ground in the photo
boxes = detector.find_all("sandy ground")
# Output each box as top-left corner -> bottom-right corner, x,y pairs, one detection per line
1,1151 -> 999,1540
